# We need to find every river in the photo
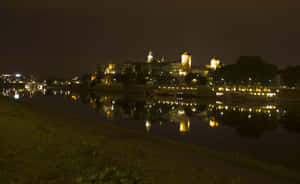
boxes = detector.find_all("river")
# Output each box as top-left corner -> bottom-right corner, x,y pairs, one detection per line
2,87 -> 300,171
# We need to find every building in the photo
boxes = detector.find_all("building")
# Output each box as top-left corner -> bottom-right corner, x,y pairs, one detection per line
205,57 -> 223,70
179,52 -> 192,76
93,50 -> 217,85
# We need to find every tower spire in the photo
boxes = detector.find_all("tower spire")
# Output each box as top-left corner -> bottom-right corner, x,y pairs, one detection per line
147,49 -> 153,63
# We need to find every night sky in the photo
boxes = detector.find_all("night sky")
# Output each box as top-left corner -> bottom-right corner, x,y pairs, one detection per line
1,0 -> 300,77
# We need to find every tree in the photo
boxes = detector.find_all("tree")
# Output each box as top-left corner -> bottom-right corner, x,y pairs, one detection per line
118,67 -> 137,85
213,56 -> 278,86
155,72 -> 174,85
280,66 -> 300,87
96,64 -> 106,82
0,78 -> 4,87
185,73 -> 207,85
81,73 -> 91,86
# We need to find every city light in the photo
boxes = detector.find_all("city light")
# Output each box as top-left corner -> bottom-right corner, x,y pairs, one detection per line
145,120 -> 151,132
14,92 -> 20,100
210,58 -> 220,70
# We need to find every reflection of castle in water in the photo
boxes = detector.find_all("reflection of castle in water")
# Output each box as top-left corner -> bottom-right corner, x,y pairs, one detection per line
87,94 -> 290,137
207,101 -> 284,138
2,88 -> 298,138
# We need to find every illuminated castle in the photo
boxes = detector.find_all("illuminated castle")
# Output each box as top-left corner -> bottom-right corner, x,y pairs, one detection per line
179,52 -> 192,76
147,50 -> 154,63
209,57 -> 222,70
181,52 -> 192,69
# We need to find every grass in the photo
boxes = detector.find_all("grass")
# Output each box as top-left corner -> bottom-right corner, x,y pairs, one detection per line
0,97 -> 299,184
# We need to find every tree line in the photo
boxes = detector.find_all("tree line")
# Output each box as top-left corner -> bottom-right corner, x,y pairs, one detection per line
212,56 -> 300,87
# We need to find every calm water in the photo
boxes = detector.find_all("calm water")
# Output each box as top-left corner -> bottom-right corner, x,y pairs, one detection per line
2,87 -> 300,170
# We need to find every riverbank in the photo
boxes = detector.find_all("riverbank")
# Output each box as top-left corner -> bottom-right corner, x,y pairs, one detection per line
1,97 -> 299,184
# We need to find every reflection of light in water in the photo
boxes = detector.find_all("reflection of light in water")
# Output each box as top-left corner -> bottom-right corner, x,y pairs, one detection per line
179,120 -> 190,133
25,84 -> 30,90
178,110 -> 185,115
248,114 -> 252,119
14,92 -> 20,100
210,102 -> 280,115
209,120 -> 219,128
106,111 -> 112,118
191,107 -> 196,112
145,120 -> 151,132
179,123 -> 186,132
38,85 -> 43,90
216,92 -> 224,96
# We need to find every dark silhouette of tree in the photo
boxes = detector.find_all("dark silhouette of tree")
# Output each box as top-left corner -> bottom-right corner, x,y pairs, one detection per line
0,78 -> 4,87
118,67 -> 137,85
213,56 -> 278,86
155,72 -> 173,85
81,73 -> 91,86
96,64 -> 106,82
280,66 -> 300,87
185,73 -> 207,85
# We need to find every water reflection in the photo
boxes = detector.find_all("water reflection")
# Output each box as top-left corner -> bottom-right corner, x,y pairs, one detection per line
1,87 -> 79,101
207,102 -> 282,138
83,93 -> 290,137
1,87 -> 300,138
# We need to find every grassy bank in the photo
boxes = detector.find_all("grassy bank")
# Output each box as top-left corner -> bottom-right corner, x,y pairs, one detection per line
0,97 -> 299,184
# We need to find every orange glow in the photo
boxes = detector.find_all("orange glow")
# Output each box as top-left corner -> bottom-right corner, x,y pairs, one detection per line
209,120 -> 219,128
179,121 -> 189,133
91,74 -> 96,81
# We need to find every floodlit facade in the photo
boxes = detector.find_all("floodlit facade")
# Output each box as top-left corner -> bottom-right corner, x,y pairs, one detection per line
147,50 -> 154,63
207,57 -> 222,70
179,52 -> 192,76
104,64 -> 116,75
93,50 -> 217,86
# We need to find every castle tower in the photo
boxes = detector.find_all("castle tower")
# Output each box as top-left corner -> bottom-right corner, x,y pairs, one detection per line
210,57 -> 221,70
179,52 -> 192,75
181,52 -> 192,69
147,50 -> 153,63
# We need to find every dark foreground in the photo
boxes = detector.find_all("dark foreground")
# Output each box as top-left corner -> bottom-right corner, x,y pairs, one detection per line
0,97 -> 299,184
